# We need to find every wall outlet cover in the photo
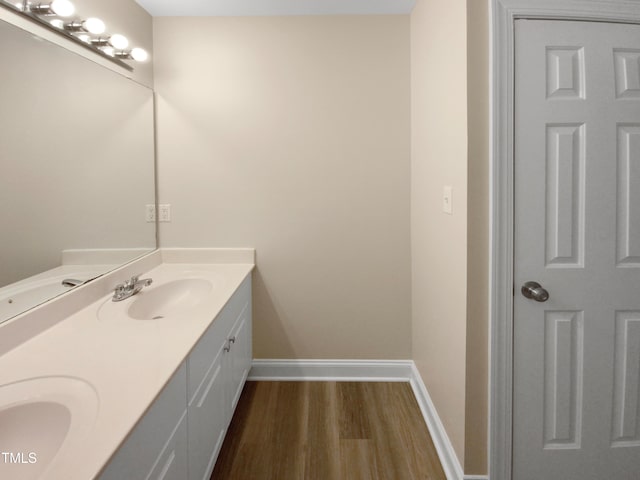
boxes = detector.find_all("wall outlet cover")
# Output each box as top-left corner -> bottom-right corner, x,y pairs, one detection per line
159,204 -> 171,222
145,204 -> 156,222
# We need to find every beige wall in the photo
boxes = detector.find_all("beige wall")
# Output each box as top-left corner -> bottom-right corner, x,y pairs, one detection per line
411,0 -> 489,474
153,16 -> 412,359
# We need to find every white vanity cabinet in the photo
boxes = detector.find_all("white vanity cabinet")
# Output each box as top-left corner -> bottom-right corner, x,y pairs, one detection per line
98,273 -> 252,480
188,274 -> 252,480
226,296 -> 252,415
98,363 -> 189,480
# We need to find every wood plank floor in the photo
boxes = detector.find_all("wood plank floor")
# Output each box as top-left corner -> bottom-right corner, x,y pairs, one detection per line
211,381 -> 446,480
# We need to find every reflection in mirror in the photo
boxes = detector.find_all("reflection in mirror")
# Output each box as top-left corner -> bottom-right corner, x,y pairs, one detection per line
0,18 -> 156,324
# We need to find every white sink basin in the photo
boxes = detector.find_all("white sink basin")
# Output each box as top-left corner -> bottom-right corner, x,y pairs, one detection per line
98,277 -> 213,321
128,278 -> 212,320
0,377 -> 99,480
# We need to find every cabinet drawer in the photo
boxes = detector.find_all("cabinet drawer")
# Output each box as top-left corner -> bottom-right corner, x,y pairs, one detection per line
146,411 -> 188,480
188,348 -> 227,480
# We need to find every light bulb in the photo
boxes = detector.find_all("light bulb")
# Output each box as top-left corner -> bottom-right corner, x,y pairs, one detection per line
83,17 -> 105,34
50,18 -> 63,28
109,34 -> 128,50
131,47 -> 148,62
50,0 -> 74,17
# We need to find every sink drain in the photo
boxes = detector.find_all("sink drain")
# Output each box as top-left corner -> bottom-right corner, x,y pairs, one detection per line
152,315 -> 164,320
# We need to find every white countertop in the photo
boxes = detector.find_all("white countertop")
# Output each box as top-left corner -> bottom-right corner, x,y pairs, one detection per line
0,249 -> 254,480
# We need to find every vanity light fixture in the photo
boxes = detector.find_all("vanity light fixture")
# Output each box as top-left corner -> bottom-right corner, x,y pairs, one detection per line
130,47 -> 148,62
91,33 -> 128,50
1,0 -> 150,70
28,0 -> 74,16
115,47 -> 148,62
91,34 -> 148,62
64,17 -> 106,35
27,0 -> 76,17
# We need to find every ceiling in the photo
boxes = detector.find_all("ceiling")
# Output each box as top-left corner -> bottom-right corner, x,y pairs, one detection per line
134,0 -> 416,16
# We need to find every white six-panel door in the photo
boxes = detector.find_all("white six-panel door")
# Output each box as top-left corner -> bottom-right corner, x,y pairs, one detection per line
514,19 -> 640,479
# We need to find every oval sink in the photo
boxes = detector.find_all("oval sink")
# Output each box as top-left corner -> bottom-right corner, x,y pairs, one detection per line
0,402 -> 70,477
0,377 -> 99,480
127,278 -> 212,320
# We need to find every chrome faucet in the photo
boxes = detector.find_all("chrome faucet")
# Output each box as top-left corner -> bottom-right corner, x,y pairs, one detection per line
112,274 -> 153,302
62,276 -> 98,288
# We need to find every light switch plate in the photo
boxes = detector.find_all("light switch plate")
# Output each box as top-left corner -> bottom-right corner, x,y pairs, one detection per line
443,186 -> 453,215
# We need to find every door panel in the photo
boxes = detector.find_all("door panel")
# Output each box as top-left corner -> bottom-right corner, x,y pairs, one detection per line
543,310 -> 584,449
614,50 -> 640,98
545,123 -> 585,267
612,311 -> 640,446
514,19 -> 640,479
546,47 -> 584,99
617,125 -> 640,265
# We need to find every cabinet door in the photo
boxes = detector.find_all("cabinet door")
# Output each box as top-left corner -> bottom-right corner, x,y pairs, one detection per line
187,304 -> 233,403
188,344 -> 228,480
227,302 -> 251,415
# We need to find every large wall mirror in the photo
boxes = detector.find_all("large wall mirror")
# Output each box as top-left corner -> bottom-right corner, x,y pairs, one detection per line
0,17 -> 156,324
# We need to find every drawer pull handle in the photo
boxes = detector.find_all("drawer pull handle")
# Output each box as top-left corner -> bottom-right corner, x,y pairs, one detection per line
229,336 -> 236,344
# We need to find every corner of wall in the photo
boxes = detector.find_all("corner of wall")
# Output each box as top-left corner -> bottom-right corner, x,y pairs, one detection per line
464,0 -> 490,475
410,0 -> 470,469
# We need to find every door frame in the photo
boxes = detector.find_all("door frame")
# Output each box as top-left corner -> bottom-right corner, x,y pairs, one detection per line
490,1 -> 640,479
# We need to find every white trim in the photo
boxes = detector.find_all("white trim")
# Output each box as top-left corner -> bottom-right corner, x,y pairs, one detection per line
248,359 -> 488,480
136,0 -> 416,16
408,364 -> 464,480
248,359 -> 413,381
489,2 -> 640,480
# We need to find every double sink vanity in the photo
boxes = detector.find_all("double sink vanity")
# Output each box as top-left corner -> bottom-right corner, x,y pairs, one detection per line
0,8 -> 254,479
0,249 -> 254,480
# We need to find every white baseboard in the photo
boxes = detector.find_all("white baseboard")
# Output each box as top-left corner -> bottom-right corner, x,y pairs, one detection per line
248,359 -> 414,381
248,359 -> 489,480
408,363 -> 465,480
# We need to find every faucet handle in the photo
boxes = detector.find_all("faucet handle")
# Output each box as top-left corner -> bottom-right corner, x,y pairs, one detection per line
113,283 -> 126,300
128,274 -> 140,285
